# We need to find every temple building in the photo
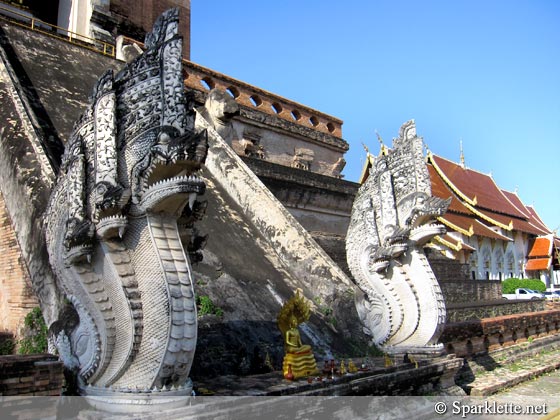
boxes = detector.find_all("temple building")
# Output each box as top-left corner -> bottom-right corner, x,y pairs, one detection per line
360,146 -> 560,289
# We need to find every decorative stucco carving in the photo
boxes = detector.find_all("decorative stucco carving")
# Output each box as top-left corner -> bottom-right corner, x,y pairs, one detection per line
346,120 -> 450,352
44,9 -> 208,399
330,157 -> 346,178
199,88 -> 240,144
292,147 -> 314,171
238,129 -> 266,159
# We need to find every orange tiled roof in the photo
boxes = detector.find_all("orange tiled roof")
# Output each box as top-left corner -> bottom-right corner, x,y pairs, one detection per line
525,257 -> 551,271
361,149 -> 551,244
528,236 -> 553,258
429,154 -> 527,219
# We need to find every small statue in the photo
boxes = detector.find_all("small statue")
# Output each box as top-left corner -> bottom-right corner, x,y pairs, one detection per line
277,291 -> 319,379
384,353 -> 393,368
409,354 -> 419,369
339,360 -> 346,375
348,359 -> 358,373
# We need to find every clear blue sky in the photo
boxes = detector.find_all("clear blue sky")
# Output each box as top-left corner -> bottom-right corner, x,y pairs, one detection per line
191,1 -> 560,231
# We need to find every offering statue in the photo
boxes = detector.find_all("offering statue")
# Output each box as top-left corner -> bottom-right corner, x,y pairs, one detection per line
277,291 -> 319,379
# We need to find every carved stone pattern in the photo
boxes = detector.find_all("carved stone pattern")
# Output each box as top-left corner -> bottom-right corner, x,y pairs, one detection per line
44,9 -> 209,398
346,120 -> 450,351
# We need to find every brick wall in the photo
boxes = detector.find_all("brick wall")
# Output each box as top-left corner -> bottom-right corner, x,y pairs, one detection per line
0,191 -> 38,337
441,308 -> 560,357
0,354 -> 63,396
440,280 -> 503,304
429,255 -> 502,303
110,0 -> 191,59
447,299 -> 546,323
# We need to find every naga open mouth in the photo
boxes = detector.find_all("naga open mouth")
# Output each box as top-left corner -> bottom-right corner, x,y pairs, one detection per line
137,157 -> 206,215
410,222 -> 446,245
124,128 -> 208,216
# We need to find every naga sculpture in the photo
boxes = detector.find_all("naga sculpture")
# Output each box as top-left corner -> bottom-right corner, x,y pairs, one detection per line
44,9 -> 208,398
277,291 -> 319,380
346,120 -> 450,353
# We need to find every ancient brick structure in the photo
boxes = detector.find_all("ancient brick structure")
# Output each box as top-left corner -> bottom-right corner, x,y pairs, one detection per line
442,308 -> 560,357
0,354 -> 64,396
108,0 -> 190,58
0,191 -> 38,337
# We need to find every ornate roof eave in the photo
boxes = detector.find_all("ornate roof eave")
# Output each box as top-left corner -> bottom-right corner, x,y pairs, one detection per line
463,201 -> 513,231
437,216 -> 474,237
434,235 -> 463,252
358,152 -> 375,185
428,152 -> 477,206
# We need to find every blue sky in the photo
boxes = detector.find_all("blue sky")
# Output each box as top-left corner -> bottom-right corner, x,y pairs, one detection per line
191,1 -> 560,231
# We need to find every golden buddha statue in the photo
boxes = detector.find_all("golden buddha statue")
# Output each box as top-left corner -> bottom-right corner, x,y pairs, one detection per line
348,359 -> 358,373
277,291 -> 319,380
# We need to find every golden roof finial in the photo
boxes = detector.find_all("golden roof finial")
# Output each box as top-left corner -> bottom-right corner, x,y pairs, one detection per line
362,142 -> 370,155
375,130 -> 384,146
460,138 -> 465,168
375,130 -> 388,156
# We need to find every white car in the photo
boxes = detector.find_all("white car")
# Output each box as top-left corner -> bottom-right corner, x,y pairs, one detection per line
544,291 -> 560,301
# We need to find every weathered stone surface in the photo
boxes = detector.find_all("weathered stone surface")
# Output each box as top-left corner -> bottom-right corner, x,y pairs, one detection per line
441,309 -> 560,357
0,36 -> 62,326
0,22 -> 122,148
0,12 -> 370,386
244,156 -> 357,236
191,99 -> 369,378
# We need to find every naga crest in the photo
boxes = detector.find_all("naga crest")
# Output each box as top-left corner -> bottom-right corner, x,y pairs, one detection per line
44,9 -> 208,398
346,120 -> 450,351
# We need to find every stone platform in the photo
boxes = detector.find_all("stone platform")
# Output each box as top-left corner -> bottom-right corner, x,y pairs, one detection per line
193,355 -> 463,396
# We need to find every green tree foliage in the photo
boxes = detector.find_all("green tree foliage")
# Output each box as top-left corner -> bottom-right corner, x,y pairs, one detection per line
502,278 -> 546,294
18,307 -> 48,354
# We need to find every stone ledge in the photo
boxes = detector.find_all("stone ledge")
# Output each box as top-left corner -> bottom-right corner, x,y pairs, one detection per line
465,344 -> 560,396
242,156 -> 359,195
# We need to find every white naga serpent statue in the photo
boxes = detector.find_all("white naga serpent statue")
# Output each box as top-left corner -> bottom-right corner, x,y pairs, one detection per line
346,120 -> 451,352
44,9 -> 208,398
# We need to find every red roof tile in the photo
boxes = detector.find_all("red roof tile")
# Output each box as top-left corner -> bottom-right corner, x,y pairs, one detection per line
501,190 -> 530,218
476,208 -> 549,236
430,155 -> 527,219
525,205 -> 551,234
436,234 -> 476,251
428,164 -> 471,215
525,257 -> 551,271
528,237 -> 552,258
